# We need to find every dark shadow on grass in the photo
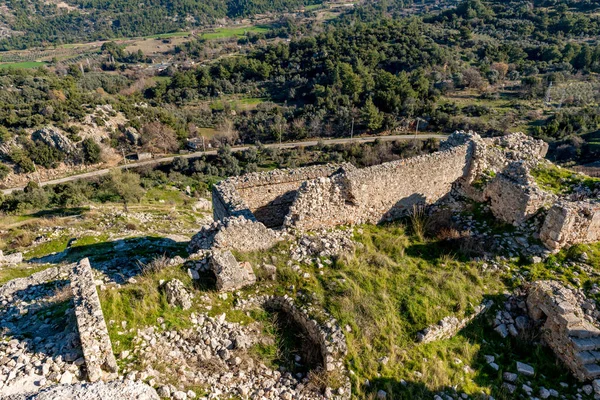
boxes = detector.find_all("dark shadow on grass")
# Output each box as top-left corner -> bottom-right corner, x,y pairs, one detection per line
29,236 -> 188,284
28,206 -> 90,219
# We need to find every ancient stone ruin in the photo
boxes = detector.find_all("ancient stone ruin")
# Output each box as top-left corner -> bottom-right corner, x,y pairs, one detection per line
200,130 -> 598,254
209,250 -> 256,292
69,258 -> 119,382
527,280 -> 600,381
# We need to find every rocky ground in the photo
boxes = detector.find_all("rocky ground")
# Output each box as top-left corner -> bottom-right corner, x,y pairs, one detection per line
3,187 -> 600,399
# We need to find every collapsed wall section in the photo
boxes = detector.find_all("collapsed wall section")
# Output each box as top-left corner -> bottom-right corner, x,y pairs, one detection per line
212,164 -> 347,228
285,137 -> 473,230
540,201 -> 600,251
484,162 -> 556,226
70,257 -> 118,382
527,280 -> 600,381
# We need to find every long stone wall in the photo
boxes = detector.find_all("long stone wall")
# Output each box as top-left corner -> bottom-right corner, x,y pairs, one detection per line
70,258 -> 118,382
284,138 -> 473,230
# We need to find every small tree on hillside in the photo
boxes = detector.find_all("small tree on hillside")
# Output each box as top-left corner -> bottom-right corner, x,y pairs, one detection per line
141,121 -> 179,154
106,169 -> 145,212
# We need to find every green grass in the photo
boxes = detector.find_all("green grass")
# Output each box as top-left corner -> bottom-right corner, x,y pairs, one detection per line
99,266 -> 195,363
201,25 -> 270,40
531,163 -> 600,195
235,223 -> 513,398
0,264 -> 53,285
0,61 -> 46,69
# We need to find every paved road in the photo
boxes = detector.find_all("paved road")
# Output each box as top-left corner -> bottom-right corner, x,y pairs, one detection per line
1,134 -> 447,195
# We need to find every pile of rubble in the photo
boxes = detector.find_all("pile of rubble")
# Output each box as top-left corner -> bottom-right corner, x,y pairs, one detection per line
126,312 -> 343,400
290,229 -> 355,263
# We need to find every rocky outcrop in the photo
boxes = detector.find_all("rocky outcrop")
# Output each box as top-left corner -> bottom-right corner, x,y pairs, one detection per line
210,250 -> 256,292
527,280 -> 600,381
5,380 -> 159,400
163,279 -> 193,310
32,127 -> 78,156
70,258 -> 118,382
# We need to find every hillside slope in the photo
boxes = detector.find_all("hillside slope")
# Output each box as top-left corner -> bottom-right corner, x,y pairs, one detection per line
0,0 -> 321,50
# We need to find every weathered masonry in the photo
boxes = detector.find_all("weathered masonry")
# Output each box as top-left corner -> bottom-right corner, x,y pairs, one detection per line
528,280 -> 600,381
70,258 -> 118,382
212,132 -> 474,232
202,131 -> 598,253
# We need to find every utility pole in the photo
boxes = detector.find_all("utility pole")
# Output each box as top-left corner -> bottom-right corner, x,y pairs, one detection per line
350,117 -> 354,140
32,161 -> 41,185
415,118 -> 419,139
202,135 -> 206,152
121,148 -> 128,170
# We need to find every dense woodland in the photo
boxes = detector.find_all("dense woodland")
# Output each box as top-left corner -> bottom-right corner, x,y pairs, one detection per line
0,0 -> 323,49
1,0 -> 600,184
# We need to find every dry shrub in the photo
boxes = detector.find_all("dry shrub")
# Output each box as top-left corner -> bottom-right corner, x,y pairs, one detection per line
409,204 -> 429,241
140,254 -> 170,275
53,284 -> 73,302
125,222 -> 138,231
306,369 -> 347,394
13,231 -> 33,248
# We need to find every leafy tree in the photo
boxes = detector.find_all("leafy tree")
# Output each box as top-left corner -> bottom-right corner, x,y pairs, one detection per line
104,169 -> 145,212
361,98 -> 384,131
82,138 -> 102,164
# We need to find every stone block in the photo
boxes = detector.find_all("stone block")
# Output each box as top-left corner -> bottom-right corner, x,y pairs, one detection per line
210,250 -> 256,292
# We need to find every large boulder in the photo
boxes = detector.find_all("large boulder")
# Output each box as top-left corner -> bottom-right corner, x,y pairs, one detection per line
32,127 -> 78,155
210,250 -> 256,292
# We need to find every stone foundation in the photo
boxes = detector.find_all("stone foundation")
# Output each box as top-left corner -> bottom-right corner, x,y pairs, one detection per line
527,280 -> 600,381
70,258 -> 118,382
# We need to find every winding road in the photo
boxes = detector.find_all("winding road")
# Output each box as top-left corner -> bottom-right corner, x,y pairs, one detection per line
1,134 -> 447,195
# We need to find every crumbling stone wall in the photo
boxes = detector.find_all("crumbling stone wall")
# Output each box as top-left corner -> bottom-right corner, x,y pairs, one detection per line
484,162 -> 556,226
416,300 -> 493,343
70,258 -> 118,382
212,164 -> 347,228
236,294 -> 351,398
284,136 -> 473,230
0,264 -> 72,299
206,131 -> 599,252
0,250 -> 23,265
540,201 -> 600,251
527,280 -> 600,381
188,216 -> 282,253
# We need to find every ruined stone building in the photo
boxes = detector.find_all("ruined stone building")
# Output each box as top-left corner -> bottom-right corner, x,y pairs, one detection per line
188,131 -> 600,255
